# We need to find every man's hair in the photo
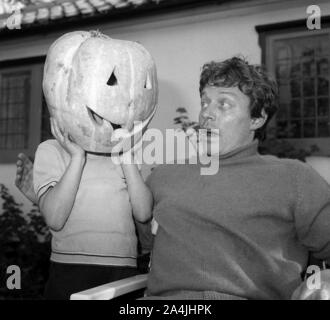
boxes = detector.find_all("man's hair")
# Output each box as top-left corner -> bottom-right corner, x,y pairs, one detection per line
199,56 -> 278,141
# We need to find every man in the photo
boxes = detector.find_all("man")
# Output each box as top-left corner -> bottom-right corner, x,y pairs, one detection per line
144,57 -> 330,299
16,57 -> 330,299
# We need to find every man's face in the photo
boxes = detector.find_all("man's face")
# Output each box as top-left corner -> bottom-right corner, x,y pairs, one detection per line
198,85 -> 255,155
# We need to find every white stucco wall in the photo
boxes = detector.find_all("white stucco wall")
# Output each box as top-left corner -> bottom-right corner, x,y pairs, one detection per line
1,0 -> 329,209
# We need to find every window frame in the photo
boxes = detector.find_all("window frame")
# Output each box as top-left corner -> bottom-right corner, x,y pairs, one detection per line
256,17 -> 330,156
0,59 -> 44,163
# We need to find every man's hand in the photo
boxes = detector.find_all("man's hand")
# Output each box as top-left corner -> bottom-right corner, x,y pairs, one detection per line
292,269 -> 330,300
50,117 -> 85,160
15,153 -> 37,204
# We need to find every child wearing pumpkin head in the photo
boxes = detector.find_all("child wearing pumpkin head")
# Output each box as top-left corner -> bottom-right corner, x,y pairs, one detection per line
29,117 -> 153,300
14,30 -> 158,300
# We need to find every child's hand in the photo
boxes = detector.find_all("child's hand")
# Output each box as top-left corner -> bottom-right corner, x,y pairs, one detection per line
15,153 -> 37,204
50,117 -> 85,160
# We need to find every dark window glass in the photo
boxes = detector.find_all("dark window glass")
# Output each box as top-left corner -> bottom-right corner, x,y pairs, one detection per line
274,34 -> 330,138
0,71 -> 30,149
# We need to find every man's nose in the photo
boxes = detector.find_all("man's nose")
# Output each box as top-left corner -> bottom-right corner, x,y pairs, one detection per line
200,104 -> 216,121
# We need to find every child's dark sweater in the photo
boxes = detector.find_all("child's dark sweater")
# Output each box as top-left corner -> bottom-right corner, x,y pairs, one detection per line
146,140 -> 330,299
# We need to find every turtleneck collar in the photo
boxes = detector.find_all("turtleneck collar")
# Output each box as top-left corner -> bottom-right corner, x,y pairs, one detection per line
211,139 -> 259,161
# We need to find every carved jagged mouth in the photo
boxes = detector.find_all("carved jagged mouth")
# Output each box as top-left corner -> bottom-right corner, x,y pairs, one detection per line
86,106 -> 121,130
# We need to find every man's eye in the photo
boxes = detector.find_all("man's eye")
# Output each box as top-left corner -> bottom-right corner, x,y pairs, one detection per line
201,102 -> 208,108
219,101 -> 231,109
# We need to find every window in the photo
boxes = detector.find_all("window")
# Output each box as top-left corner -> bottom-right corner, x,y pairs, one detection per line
0,60 -> 46,163
0,70 -> 31,149
257,18 -> 330,155
273,33 -> 330,139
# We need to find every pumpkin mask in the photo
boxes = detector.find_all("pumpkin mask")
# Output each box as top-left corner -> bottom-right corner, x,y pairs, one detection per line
43,30 -> 158,153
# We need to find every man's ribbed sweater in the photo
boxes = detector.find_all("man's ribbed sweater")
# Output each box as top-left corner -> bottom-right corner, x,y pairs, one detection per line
146,140 -> 330,300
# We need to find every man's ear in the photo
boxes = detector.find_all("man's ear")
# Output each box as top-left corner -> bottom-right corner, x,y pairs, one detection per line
250,109 -> 268,131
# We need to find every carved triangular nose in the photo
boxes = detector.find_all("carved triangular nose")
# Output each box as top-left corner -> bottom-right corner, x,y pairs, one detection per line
144,73 -> 152,89
107,70 -> 117,86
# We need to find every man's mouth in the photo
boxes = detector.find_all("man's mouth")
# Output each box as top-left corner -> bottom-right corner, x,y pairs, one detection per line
200,119 -> 218,136
86,106 -> 121,130
200,126 -> 219,137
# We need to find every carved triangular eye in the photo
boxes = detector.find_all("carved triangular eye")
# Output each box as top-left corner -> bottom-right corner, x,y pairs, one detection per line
107,70 -> 118,86
144,73 -> 152,90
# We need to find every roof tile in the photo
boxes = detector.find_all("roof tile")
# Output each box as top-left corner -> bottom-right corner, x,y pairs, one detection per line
0,0 -> 210,32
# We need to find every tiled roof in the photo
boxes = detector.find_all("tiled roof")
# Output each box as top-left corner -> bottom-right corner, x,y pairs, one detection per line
0,0 -> 215,34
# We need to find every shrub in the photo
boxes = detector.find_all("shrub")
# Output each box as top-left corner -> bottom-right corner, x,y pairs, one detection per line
0,184 -> 51,300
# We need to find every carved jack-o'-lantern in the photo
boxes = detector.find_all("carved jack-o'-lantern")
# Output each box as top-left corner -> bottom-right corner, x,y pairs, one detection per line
43,31 -> 158,153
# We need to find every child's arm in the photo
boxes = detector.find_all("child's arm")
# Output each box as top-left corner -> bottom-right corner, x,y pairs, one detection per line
39,118 -> 86,231
121,156 -> 153,223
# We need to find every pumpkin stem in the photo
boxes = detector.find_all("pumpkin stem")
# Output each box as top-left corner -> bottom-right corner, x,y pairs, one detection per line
89,30 -> 104,38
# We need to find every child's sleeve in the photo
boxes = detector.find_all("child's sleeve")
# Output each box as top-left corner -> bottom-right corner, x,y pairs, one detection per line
33,140 -> 66,204
294,163 -> 330,263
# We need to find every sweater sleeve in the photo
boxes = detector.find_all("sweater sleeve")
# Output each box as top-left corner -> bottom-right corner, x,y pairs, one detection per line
294,163 -> 330,263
